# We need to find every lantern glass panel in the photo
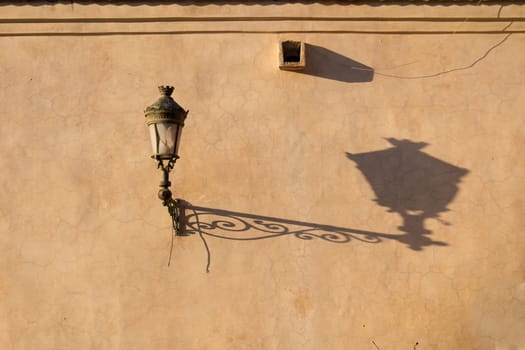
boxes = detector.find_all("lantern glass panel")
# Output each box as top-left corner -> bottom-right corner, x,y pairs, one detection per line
149,122 -> 179,158
175,123 -> 183,158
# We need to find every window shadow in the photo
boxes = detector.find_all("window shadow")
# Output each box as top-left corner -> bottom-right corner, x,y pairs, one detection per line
346,138 -> 469,250
298,44 -> 374,83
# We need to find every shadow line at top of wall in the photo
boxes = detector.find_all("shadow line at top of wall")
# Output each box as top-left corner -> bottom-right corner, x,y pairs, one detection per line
1,1 -> 523,7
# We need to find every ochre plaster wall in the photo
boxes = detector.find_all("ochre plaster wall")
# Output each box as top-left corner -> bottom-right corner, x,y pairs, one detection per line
1,2 -> 524,349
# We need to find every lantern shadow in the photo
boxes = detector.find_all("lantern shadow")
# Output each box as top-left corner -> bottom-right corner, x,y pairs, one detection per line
346,138 -> 469,250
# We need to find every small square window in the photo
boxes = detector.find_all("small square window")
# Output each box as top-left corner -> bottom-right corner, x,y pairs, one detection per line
279,40 -> 305,71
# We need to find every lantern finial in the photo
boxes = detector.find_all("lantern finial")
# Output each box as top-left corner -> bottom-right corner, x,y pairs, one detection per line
159,86 -> 174,97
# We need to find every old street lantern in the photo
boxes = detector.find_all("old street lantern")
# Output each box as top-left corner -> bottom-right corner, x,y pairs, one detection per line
145,85 -> 188,235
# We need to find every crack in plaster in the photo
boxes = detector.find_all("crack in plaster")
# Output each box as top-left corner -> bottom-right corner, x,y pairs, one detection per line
372,32 -> 512,80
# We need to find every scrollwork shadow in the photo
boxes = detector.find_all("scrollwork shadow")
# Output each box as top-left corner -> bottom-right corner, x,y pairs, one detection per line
181,203 -> 448,249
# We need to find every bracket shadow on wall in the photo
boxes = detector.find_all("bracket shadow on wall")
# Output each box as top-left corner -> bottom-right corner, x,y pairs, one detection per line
179,203 -> 448,250
280,42 -> 374,83
178,202 -> 449,271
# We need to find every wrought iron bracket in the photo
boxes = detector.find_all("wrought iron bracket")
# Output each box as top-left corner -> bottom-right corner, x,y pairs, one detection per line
156,164 -> 186,236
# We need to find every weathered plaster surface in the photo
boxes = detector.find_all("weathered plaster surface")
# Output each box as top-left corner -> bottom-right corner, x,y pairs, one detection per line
0,2 -> 524,350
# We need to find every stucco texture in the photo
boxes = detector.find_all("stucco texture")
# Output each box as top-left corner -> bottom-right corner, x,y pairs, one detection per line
0,2 -> 524,350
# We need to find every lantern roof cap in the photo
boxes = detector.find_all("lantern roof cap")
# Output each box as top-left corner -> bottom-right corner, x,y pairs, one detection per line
144,85 -> 187,123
